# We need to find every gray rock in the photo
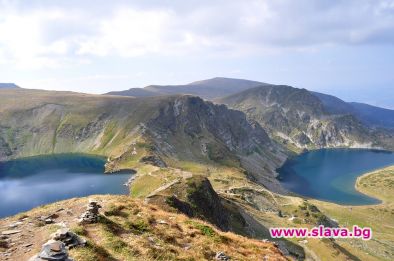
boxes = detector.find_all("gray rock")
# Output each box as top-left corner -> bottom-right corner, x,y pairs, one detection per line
8,221 -> 23,228
1,230 -> 21,235
78,199 -> 101,224
51,228 -> 86,249
215,251 -> 231,260
29,240 -> 73,261
140,155 -> 167,168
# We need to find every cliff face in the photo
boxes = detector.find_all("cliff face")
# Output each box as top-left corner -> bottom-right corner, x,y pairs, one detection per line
146,96 -> 282,160
217,85 -> 393,151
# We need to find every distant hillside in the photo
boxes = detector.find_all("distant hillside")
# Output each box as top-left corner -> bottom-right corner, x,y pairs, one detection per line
313,92 -> 394,129
0,88 -> 285,192
0,83 -> 20,89
350,102 -> 394,129
108,78 -> 394,130
106,77 -> 266,99
217,85 -> 394,151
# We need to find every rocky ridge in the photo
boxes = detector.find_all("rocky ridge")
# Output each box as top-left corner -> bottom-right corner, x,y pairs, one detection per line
217,85 -> 394,151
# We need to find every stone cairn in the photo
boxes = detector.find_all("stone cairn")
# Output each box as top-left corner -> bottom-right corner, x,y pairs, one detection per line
78,199 -> 102,224
52,228 -> 87,249
28,240 -> 73,261
28,200 -> 99,261
29,227 -> 87,261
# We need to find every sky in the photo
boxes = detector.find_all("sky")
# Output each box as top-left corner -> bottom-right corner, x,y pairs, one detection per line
0,0 -> 393,108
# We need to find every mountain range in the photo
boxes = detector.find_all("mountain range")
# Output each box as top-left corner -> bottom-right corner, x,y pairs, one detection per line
106,77 -> 266,99
107,77 -> 394,130
106,77 -> 394,151
1,78 -> 394,260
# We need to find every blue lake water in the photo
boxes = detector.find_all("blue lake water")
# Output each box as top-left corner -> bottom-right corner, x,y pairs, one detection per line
0,154 -> 132,218
278,149 -> 394,205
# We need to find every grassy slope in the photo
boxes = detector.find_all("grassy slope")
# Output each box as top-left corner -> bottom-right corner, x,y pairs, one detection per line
0,195 -> 286,261
312,166 -> 394,261
0,89 -> 155,164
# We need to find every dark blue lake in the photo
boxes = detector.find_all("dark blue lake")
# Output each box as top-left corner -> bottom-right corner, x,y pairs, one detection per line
0,154 -> 132,218
278,149 -> 394,205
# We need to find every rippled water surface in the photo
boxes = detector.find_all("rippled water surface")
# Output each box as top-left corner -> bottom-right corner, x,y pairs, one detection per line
0,154 -> 132,217
278,149 -> 394,205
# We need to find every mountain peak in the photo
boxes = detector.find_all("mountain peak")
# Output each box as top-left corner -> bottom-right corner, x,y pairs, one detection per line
188,77 -> 265,86
106,77 -> 266,99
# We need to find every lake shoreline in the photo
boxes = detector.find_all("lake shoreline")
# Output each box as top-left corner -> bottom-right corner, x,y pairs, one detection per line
0,154 -> 133,218
277,148 -> 394,205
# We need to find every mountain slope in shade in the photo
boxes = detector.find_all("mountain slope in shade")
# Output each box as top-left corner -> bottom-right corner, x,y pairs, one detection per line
312,92 -> 394,129
217,85 -> 394,151
0,83 -> 20,89
349,102 -> 394,129
106,77 -> 266,99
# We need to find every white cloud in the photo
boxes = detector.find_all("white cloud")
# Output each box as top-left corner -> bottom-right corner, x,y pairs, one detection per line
0,0 -> 394,69
76,8 -> 175,57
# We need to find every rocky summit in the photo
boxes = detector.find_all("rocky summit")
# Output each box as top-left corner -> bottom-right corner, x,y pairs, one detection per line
217,85 -> 394,151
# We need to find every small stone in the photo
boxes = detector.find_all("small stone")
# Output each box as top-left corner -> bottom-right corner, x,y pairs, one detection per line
36,240 -> 68,260
1,230 -> 21,236
45,218 -> 54,224
215,251 -> 231,261
50,241 -> 63,252
8,222 -> 23,228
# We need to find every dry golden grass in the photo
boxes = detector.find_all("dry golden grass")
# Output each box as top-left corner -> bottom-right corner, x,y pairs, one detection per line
0,195 -> 286,261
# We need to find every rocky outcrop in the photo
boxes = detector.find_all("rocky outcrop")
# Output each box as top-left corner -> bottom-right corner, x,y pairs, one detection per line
164,177 -> 232,231
139,155 -> 167,167
218,85 -> 392,151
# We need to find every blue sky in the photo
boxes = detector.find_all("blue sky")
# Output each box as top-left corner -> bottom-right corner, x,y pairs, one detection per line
0,0 -> 393,108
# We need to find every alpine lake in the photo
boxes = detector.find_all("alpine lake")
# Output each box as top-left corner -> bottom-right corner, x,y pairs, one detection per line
0,154 -> 132,218
278,149 -> 394,205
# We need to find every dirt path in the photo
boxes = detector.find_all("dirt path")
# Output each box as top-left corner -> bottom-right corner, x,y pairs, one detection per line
0,197 -> 97,261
